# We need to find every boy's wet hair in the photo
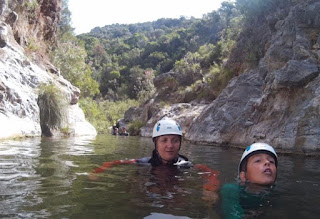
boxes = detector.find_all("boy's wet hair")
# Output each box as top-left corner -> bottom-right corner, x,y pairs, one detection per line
239,150 -> 277,173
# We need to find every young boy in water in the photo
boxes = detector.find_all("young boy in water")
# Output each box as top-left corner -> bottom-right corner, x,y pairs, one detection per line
221,142 -> 278,219
239,142 -> 277,186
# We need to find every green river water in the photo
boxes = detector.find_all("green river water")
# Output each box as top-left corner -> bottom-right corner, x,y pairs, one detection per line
0,134 -> 319,218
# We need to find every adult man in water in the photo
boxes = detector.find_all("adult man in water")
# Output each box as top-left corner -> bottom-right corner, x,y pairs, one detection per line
134,117 -> 190,166
91,117 -> 220,202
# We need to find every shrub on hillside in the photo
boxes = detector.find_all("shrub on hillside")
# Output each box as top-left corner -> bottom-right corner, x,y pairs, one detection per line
37,84 -> 67,135
79,98 -> 139,133
128,120 -> 146,136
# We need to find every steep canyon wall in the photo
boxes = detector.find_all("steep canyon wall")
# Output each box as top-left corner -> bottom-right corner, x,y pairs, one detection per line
0,0 -> 96,138
185,1 -> 320,154
135,1 -> 320,154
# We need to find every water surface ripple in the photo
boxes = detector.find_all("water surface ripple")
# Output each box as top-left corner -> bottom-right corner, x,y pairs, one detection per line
0,135 -> 319,218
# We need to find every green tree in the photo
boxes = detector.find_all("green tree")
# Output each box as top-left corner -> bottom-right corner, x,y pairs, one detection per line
127,67 -> 155,100
99,63 -> 122,96
235,0 -> 290,20
51,38 -> 99,97
174,52 -> 203,86
198,43 -> 222,68
58,0 -> 74,37
51,0 -> 99,98
76,3 -> 243,102
79,98 -> 109,133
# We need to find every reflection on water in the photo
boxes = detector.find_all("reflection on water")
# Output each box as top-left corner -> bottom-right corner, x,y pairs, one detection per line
0,138 -> 44,217
0,135 -> 319,218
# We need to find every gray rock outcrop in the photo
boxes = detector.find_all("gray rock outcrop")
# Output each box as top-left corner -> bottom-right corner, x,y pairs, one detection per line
140,102 -> 207,137
185,1 -> 320,154
127,1 -> 320,155
0,0 -> 96,139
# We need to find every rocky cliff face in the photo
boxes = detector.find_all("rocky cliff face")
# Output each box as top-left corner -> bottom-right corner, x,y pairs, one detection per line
134,1 -> 320,154
0,0 -> 96,139
186,1 -> 320,154
139,101 -> 207,138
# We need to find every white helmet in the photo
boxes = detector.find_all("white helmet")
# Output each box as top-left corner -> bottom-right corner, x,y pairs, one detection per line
238,142 -> 277,175
152,117 -> 182,139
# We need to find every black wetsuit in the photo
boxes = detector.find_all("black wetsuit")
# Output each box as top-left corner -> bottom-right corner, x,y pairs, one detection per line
136,149 -> 192,167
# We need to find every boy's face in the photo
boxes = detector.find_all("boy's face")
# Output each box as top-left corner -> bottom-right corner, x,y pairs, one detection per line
240,153 -> 277,186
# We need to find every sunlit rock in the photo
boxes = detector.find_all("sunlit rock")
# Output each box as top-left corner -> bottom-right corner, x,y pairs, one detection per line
140,103 -> 206,138
0,0 -> 96,139
185,1 -> 320,153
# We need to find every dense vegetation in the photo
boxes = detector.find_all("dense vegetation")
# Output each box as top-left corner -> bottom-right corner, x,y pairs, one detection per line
77,1 -> 239,101
49,0 -> 293,133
